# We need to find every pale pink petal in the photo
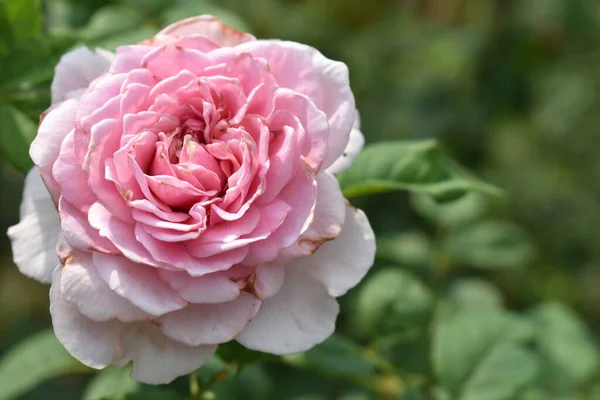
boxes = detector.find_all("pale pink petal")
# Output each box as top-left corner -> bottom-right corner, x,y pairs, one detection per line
51,47 -> 114,104
277,171 -> 345,262
59,198 -> 119,254
327,111 -> 364,175
92,253 -> 187,316
59,250 -> 150,322
300,206 -> 375,297
252,264 -> 286,300
30,98 -> 78,202
237,40 -> 355,169
157,269 -> 241,304
158,15 -> 255,47
7,169 -> 60,284
236,264 -> 339,355
159,292 -> 261,346
53,130 -> 96,208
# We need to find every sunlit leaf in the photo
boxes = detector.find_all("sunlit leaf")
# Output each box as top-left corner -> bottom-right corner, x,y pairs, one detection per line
338,140 -> 502,202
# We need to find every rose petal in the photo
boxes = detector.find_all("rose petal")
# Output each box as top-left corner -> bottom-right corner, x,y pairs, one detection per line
51,47 -> 114,104
7,169 -> 60,284
159,292 -> 261,346
158,269 -> 241,304
123,324 -> 217,384
51,269 -> 216,384
59,249 -> 150,322
300,205 -> 376,297
51,268 -> 124,368
277,170 -> 345,262
327,110 -> 364,175
236,39 -> 355,169
30,99 -> 78,202
236,264 -> 339,355
158,15 -> 255,47
93,253 -> 187,316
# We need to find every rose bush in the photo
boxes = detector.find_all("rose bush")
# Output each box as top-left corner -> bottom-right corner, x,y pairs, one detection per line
6,15 -> 375,384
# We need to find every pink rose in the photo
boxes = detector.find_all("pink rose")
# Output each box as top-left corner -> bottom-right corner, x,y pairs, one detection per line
7,15 -> 375,384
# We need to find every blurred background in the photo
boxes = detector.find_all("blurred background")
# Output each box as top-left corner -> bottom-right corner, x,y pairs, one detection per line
1,0 -> 600,399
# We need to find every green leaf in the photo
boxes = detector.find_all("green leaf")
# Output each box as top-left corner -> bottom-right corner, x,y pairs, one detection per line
337,140 -> 502,201
432,308 -> 539,400
0,101 -> 36,173
162,0 -> 251,33
376,232 -> 433,268
82,366 -> 138,400
411,192 -> 488,228
79,5 -> 156,51
0,0 -> 43,42
80,6 -> 145,42
0,33 -> 78,91
0,329 -> 85,400
446,278 -> 504,310
357,268 -> 434,337
448,220 -> 535,270
283,334 -> 377,380
530,303 -> 599,385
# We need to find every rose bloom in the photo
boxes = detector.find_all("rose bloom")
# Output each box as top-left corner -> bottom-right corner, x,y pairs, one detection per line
7,15 -> 374,383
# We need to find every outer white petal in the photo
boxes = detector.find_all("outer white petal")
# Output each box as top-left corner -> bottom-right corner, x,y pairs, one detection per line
51,269 -> 217,384
301,205 -> 376,297
59,250 -> 150,322
51,268 -> 124,368
159,292 -> 261,346
51,47 -> 114,104
327,111 -> 365,175
236,265 -> 339,355
123,324 -> 217,385
7,169 -> 60,284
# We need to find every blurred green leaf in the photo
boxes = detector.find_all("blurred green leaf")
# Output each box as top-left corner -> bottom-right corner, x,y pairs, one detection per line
283,334 -> 377,380
448,220 -> 535,270
0,329 -> 84,400
411,192 -> 488,228
82,366 -> 138,400
357,268 -> 434,338
376,232 -> 434,268
80,5 -> 145,42
0,101 -> 36,173
0,0 -> 43,44
0,33 -> 78,91
445,278 -> 504,310
433,308 -> 539,400
79,5 -> 156,51
338,140 -> 502,202
123,386 -> 180,400
530,303 -> 599,385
